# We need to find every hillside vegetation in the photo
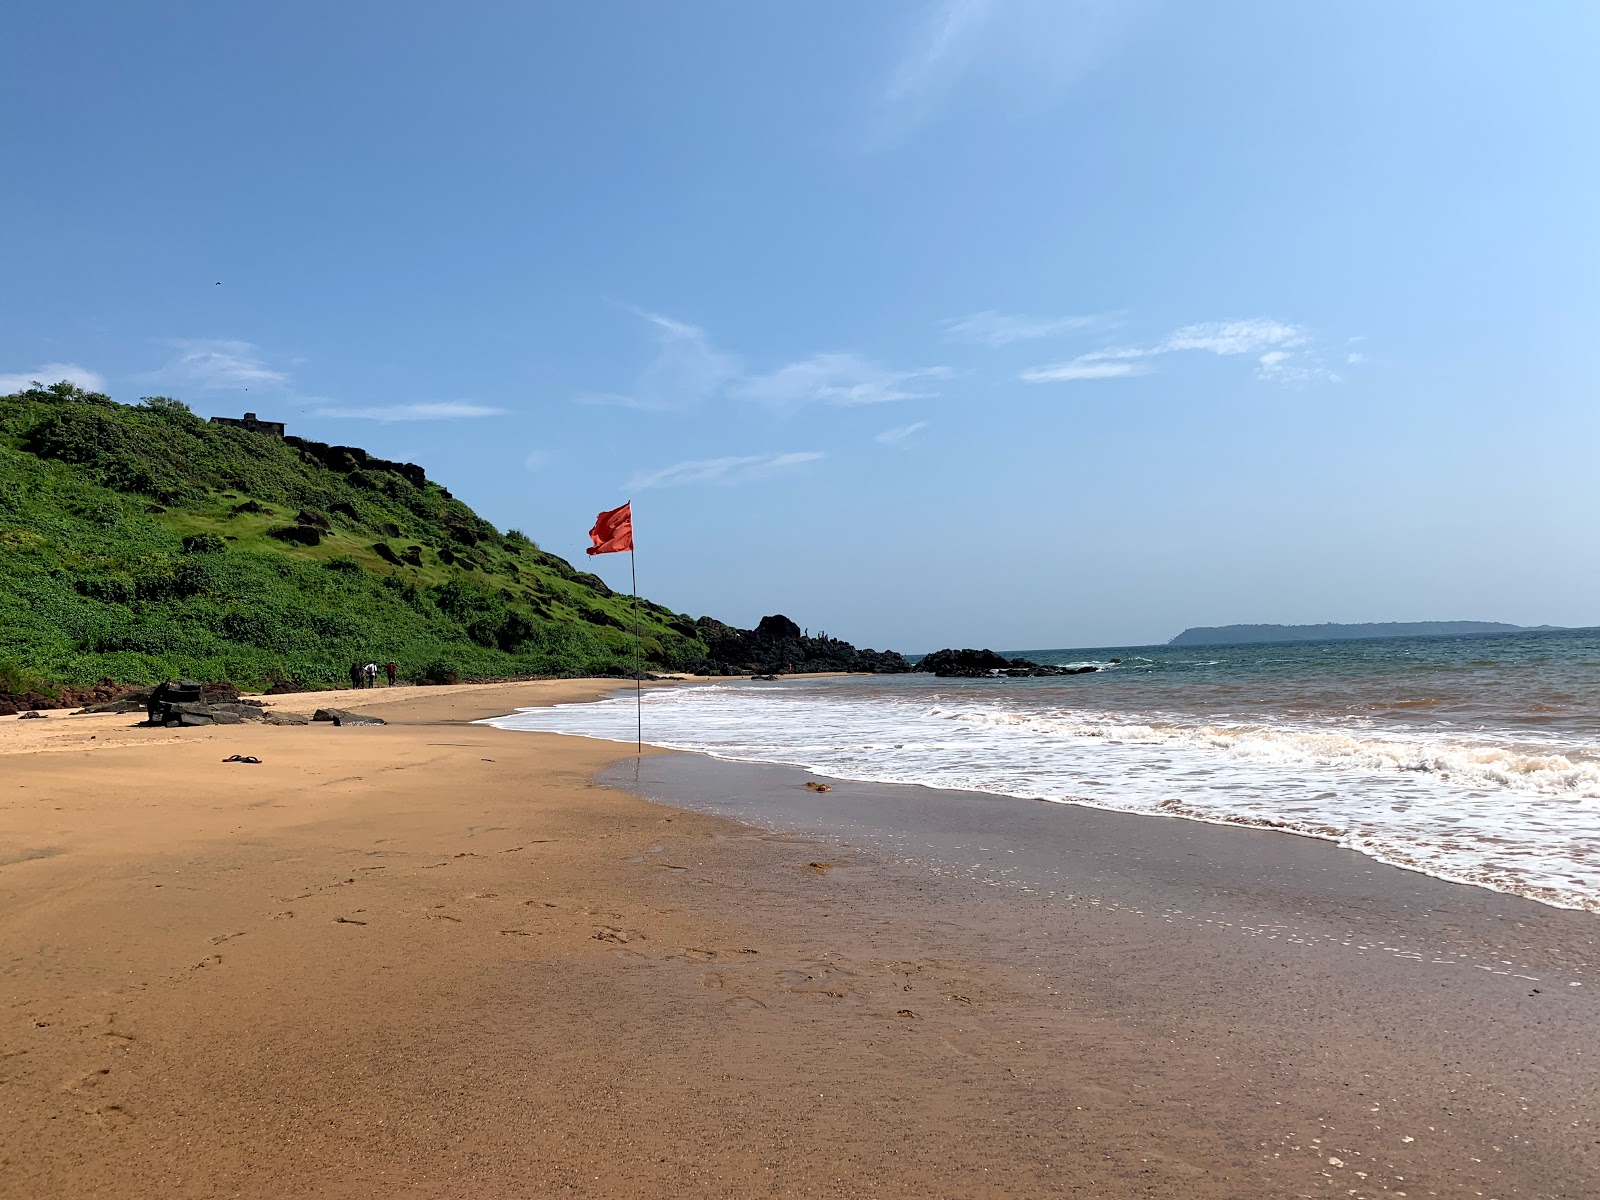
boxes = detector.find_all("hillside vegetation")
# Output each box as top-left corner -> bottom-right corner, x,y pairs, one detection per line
0,382 -> 709,690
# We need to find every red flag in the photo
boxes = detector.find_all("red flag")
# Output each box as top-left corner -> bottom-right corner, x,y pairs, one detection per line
586,502 -> 634,556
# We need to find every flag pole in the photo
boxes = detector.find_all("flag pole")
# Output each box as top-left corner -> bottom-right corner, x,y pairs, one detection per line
630,525 -> 641,755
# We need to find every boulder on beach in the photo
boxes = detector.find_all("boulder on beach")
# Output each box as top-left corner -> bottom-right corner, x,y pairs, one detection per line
311,708 -> 386,727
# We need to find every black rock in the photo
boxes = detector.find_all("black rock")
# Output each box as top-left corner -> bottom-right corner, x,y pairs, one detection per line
266,524 -> 323,547
311,708 -> 386,726
915,648 -> 1101,679
684,613 -> 912,677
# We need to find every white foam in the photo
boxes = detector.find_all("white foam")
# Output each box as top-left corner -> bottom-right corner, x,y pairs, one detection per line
485,684 -> 1600,914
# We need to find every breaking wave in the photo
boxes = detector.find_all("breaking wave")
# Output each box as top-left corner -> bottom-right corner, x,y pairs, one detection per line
485,681 -> 1600,914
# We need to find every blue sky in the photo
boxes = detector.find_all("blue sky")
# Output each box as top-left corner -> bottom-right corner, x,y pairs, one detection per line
4,1 -> 1597,650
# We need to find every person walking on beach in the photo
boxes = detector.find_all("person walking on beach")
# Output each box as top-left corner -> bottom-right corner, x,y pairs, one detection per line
364,662 -> 379,688
385,661 -> 398,687
348,662 -> 364,690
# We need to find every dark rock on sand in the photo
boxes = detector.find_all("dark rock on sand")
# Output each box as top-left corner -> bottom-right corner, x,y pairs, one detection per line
311,708 -> 386,727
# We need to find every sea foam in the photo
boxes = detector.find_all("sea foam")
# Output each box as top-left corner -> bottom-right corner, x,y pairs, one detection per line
485,682 -> 1600,914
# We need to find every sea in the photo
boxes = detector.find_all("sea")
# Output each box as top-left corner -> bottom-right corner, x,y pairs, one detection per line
485,628 -> 1600,914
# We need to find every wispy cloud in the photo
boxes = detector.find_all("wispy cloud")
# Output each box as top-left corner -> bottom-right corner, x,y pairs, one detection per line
579,310 -> 738,411
523,449 -> 551,471
884,0 -> 1144,129
876,421 -> 930,445
587,311 -> 949,410
0,362 -> 106,393
888,0 -> 998,105
1021,357 -> 1149,382
1158,319 -> 1307,356
155,339 -> 289,390
313,402 -> 507,422
732,354 -> 951,407
628,451 -> 824,491
1256,350 -> 1340,387
942,310 -> 1108,347
1021,317 -> 1336,385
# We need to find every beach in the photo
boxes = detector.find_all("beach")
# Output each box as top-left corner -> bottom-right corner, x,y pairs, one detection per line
2,680 -> 1596,1198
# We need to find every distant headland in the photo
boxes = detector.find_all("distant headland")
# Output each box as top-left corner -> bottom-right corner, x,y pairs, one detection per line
1168,621 -> 1567,647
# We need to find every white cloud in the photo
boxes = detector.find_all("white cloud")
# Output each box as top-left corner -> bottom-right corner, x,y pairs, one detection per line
1020,317 -> 1336,385
732,354 -> 950,407
876,420 -> 930,445
580,310 -> 738,411
587,311 -> 948,412
1256,350 -> 1340,386
0,362 -> 106,393
155,339 -> 289,390
523,450 -> 551,471
1020,357 -> 1149,382
628,451 -> 824,491
313,402 -> 507,422
1346,351 -> 1366,364
1158,319 -> 1308,356
941,310 -> 1108,347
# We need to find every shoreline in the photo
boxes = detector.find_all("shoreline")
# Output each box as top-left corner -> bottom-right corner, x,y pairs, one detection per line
2,681 -> 1595,1196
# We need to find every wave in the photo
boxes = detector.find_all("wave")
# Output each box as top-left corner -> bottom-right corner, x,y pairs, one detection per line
940,707 -> 1600,799
484,683 -> 1600,914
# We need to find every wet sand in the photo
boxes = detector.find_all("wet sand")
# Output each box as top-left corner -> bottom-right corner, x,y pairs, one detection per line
2,682 -> 1596,1197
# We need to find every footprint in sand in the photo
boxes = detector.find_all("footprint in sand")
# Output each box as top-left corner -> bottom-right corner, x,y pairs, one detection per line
63,1067 -> 111,1093
783,964 -> 860,999
191,954 -> 223,970
677,947 -> 760,963
94,1103 -> 135,1128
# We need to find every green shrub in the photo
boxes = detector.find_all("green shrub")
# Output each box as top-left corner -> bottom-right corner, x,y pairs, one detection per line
417,660 -> 460,685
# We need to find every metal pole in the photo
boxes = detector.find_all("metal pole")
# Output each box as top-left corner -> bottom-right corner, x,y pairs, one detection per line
631,542 -> 641,755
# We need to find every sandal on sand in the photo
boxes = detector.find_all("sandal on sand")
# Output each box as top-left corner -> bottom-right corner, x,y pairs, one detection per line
222,755 -> 262,764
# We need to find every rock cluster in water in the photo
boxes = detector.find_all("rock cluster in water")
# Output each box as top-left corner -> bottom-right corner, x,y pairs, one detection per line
914,648 -> 1100,678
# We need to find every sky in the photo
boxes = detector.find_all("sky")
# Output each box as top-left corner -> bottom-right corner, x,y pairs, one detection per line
3,1 -> 1597,651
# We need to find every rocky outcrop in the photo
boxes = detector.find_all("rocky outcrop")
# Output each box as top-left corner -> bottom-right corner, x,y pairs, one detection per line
1,680 -> 143,717
136,680 -> 272,726
915,649 -> 1100,678
684,614 -> 911,676
311,708 -> 386,726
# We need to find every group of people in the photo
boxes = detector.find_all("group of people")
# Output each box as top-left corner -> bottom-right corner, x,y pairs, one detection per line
349,661 -> 398,688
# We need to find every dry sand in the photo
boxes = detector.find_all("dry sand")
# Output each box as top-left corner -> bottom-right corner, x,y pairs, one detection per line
1,681 -> 1594,1197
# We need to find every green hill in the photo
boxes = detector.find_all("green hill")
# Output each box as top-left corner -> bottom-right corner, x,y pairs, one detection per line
0,381 -> 708,692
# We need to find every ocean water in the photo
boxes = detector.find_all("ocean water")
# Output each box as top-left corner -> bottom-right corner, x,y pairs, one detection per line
485,629 -> 1600,913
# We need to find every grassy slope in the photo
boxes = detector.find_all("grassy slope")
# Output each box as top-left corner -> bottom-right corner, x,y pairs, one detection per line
0,384 -> 705,689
